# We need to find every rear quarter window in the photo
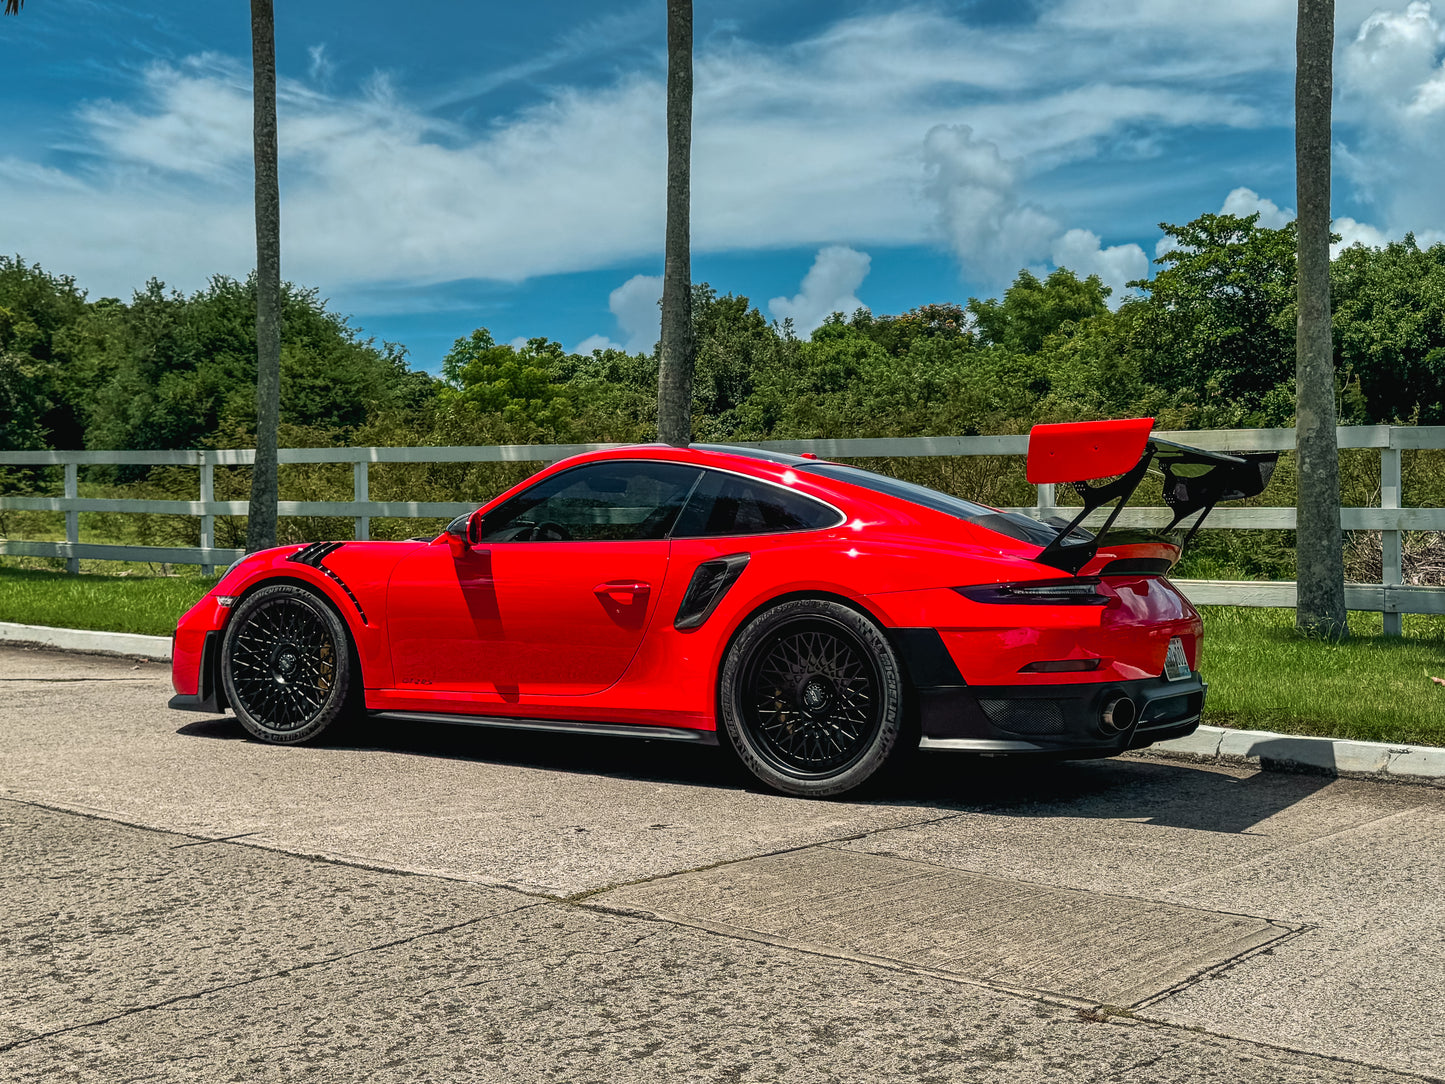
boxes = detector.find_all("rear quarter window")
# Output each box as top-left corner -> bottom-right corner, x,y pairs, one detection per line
672,470 -> 841,537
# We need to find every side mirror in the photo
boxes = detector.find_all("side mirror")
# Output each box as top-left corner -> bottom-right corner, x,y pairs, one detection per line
445,510 -> 480,557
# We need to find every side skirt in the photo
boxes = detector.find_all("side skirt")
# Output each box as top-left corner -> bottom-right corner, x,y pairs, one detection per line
371,710 -> 719,746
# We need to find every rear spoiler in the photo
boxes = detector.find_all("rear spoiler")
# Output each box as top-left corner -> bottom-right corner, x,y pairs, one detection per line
1026,418 -> 1278,575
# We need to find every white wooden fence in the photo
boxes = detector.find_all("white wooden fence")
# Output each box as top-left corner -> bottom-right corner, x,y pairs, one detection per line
2,425 -> 1443,633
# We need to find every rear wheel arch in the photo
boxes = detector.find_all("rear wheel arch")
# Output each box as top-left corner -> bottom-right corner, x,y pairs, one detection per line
716,592 -> 911,797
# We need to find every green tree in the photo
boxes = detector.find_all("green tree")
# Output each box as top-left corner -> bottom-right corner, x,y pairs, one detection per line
657,0 -> 695,446
1332,237 -> 1445,423
59,276 -> 433,455
247,0 -> 282,552
1295,0 -> 1347,638
0,257 -> 89,449
440,329 -> 574,438
689,285 -> 798,439
848,303 -> 973,358
1130,213 -> 1298,421
968,268 -> 1110,354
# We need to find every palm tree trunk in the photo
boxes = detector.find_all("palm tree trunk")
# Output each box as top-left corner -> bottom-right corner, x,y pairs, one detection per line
657,0 -> 694,447
247,0 -> 282,552
1294,0 -> 1347,638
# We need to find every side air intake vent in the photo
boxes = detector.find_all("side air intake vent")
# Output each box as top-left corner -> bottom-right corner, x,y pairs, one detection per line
675,553 -> 750,630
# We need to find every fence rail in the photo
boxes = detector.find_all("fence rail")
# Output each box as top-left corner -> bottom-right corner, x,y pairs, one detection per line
3,425 -> 1444,632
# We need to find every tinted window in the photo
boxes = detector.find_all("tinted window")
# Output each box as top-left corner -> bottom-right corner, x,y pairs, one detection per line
478,462 -> 702,542
672,470 -> 841,537
800,462 -> 997,521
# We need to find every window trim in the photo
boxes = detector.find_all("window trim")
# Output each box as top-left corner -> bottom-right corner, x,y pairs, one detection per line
475,460 -> 706,544
475,459 -> 850,543
669,464 -> 848,540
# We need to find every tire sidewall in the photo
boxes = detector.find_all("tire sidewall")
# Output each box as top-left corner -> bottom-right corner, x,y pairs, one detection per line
220,582 -> 352,744
720,598 -> 904,798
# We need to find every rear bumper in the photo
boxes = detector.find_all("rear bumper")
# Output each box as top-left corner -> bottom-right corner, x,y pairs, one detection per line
914,672 -> 1206,756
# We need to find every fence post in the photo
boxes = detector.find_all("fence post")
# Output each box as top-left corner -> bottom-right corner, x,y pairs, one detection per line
1036,481 -> 1055,519
1381,435 -> 1402,636
199,453 -> 216,576
63,462 -> 79,574
354,460 -> 370,541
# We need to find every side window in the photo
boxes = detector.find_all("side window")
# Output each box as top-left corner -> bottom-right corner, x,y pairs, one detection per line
672,469 -> 841,538
477,462 -> 702,542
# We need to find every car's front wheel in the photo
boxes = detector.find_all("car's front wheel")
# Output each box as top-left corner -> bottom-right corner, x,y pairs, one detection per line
220,582 -> 354,743
720,598 -> 906,797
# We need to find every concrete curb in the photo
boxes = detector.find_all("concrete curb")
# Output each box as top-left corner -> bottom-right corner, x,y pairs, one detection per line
1148,724 -> 1445,785
0,621 -> 172,660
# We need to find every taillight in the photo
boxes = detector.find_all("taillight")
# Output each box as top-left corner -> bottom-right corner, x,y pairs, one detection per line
955,577 -> 1109,605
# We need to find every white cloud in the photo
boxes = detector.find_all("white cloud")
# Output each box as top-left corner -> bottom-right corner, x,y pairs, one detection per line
1221,186 -> 1295,227
1049,229 -> 1148,303
767,246 -> 871,334
1336,2 -> 1445,242
6,2 -> 1442,308
0,6 -> 1284,302
307,44 -> 335,87
608,274 -> 663,353
508,335 -> 530,350
923,125 -> 1058,284
573,333 -> 623,355
1331,216 -> 1391,254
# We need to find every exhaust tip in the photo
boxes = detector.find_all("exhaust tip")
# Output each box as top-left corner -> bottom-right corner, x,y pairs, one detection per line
1101,694 -> 1136,733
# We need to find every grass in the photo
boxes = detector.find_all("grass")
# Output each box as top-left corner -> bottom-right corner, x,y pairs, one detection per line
1199,606 -> 1445,746
0,565 -> 218,637
3,566 -> 1443,747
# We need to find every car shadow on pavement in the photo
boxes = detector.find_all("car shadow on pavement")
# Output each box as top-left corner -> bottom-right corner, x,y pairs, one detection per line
176,715 -> 1337,833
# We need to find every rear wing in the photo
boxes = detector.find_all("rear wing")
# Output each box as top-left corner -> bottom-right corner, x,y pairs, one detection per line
1026,418 -> 1278,575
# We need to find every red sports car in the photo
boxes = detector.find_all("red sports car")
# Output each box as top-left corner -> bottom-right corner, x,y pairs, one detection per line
170,418 -> 1274,796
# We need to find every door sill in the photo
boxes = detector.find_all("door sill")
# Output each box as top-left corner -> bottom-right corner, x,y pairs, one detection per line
371,710 -> 719,745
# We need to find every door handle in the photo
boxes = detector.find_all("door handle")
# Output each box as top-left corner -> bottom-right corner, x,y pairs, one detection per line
594,581 -> 651,605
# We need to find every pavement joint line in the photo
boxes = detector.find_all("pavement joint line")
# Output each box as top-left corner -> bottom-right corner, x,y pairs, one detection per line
6,796 -> 1438,1081
0,901 -> 547,1058
1127,920 -> 1314,1011
801,840 -> 1309,931
0,676 -> 155,682
169,831 -> 264,849
557,807 -> 978,904
1156,804 -> 1431,894
568,897 -> 1436,1084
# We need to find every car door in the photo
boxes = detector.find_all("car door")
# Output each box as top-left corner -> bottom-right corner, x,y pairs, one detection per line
386,460 -> 701,698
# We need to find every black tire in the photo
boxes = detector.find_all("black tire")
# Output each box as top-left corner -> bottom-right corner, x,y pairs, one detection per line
720,598 -> 906,797
220,582 -> 354,744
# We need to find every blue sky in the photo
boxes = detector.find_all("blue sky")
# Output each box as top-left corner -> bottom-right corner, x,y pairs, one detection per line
3,0 -> 1444,372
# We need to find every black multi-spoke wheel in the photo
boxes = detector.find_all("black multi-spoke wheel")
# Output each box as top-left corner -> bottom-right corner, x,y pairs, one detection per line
220,583 -> 354,743
721,599 -> 906,797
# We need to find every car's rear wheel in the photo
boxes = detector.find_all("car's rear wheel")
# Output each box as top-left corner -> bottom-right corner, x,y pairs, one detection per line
720,598 -> 905,797
220,582 -> 354,744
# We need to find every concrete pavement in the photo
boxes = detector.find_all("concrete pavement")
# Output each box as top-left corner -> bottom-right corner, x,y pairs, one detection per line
3,643 -> 1443,1082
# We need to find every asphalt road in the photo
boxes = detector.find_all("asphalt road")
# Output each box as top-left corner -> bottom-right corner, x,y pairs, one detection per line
2,643 -> 1443,1083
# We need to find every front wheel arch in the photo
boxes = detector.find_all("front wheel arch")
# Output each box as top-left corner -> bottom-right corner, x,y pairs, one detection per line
225,574 -> 366,690
218,579 -> 360,743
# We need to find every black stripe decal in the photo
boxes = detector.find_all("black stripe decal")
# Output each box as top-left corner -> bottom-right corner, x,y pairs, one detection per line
286,542 -> 368,624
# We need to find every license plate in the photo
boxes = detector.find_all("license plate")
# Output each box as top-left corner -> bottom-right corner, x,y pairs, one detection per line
1163,637 -> 1191,681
